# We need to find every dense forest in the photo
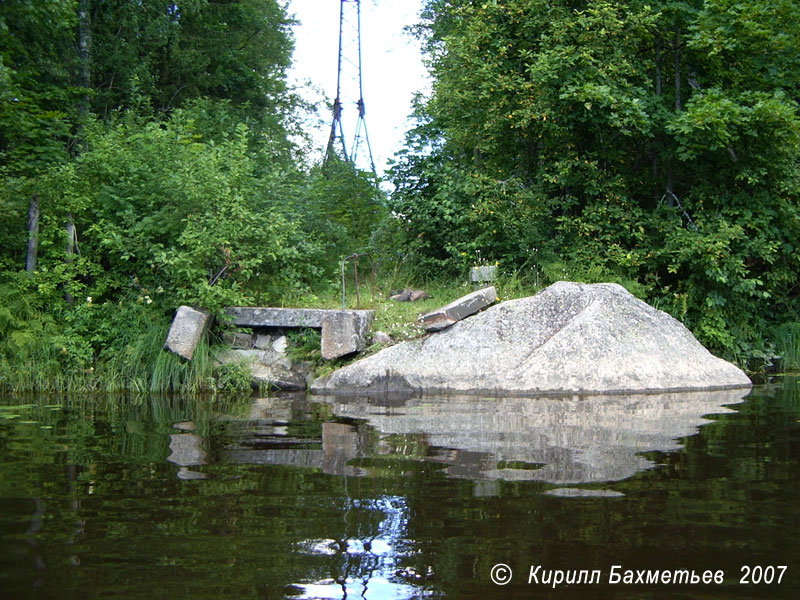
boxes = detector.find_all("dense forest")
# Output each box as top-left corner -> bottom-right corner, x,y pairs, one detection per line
1,0 -> 798,393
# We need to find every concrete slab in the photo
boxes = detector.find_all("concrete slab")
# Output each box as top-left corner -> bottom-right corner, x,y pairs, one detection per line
225,307 -> 330,328
419,286 -> 498,332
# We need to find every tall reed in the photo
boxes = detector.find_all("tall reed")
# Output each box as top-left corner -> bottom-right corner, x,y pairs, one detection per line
773,322 -> 800,373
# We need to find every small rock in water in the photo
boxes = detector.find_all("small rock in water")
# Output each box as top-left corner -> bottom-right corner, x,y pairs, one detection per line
545,487 -> 624,498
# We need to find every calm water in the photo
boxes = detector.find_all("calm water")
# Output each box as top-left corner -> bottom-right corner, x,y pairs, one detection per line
1,379 -> 799,599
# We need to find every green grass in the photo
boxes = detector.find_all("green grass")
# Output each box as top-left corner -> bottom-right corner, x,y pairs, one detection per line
278,271 -> 546,363
773,322 -> 800,373
0,267 -> 545,396
0,317 -> 241,397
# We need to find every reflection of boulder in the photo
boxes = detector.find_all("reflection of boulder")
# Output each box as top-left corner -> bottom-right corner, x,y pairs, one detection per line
317,388 -> 749,484
312,282 -> 752,395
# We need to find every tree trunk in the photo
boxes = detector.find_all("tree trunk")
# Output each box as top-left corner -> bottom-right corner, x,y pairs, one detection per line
664,28 -> 682,207
26,194 -> 39,273
652,37 -> 663,179
65,219 -> 76,305
673,27 -> 681,112
78,0 -> 91,114
65,0 -> 91,304
655,36 -> 663,97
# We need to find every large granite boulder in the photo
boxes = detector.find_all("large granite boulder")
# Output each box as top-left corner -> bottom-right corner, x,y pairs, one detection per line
311,281 -> 751,396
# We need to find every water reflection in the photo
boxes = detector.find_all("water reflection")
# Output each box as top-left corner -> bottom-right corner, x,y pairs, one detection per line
208,390 -> 750,486
3,383 -> 797,600
291,496 -> 431,600
167,421 -> 208,480
207,389 -> 750,596
216,398 -> 369,478
312,389 -> 749,485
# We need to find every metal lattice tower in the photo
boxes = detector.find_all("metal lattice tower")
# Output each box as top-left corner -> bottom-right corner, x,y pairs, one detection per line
326,0 -> 376,175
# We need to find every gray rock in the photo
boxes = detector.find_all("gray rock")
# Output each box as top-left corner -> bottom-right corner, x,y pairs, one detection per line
311,281 -> 751,395
225,306 -> 331,328
420,286 -> 498,331
253,334 -> 273,349
249,362 -> 306,391
390,288 -> 429,302
320,311 -> 373,360
217,349 -> 303,391
218,349 -> 290,368
164,306 -> 211,360
223,331 -> 254,349
224,306 -> 374,361
272,335 -> 288,354
371,331 -> 393,346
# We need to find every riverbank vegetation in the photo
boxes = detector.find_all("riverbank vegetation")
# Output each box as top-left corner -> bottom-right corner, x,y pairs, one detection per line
1,0 -> 799,394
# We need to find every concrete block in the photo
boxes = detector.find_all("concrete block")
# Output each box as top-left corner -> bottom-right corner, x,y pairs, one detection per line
164,306 -> 211,360
224,306 -> 374,361
321,311 -> 373,360
225,307 -> 329,328
419,286 -> 498,332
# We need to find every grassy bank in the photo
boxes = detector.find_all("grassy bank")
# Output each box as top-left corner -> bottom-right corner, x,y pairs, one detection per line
2,271 -> 798,396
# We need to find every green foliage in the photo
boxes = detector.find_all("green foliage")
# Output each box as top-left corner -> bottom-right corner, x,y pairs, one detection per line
303,157 -> 387,276
772,323 -> 800,373
285,328 -> 322,363
0,279 -> 94,393
22,108 -> 321,314
388,0 -> 800,364
0,0 -> 76,176
213,357 -> 254,396
0,0 -> 392,393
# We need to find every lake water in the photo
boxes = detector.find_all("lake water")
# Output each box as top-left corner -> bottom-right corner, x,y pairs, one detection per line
1,378 -> 798,599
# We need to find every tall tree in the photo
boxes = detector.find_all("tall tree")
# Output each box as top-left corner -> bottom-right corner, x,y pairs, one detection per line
1,0 -> 303,275
390,0 -> 800,359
